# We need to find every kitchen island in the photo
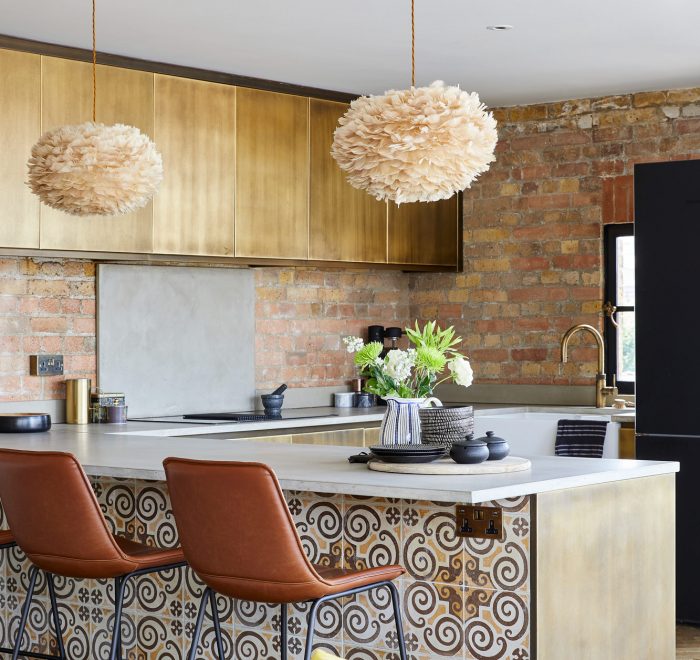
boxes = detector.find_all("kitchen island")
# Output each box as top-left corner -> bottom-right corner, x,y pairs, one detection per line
0,421 -> 676,660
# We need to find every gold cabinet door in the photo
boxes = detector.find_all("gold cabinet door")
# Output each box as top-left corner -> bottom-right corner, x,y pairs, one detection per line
153,75 -> 235,256
235,88 -> 308,259
0,49 -> 40,248
40,57 -> 155,253
388,195 -> 460,267
309,99 -> 387,263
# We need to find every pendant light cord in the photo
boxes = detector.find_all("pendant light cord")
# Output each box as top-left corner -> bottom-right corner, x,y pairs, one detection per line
411,0 -> 415,87
92,0 -> 97,122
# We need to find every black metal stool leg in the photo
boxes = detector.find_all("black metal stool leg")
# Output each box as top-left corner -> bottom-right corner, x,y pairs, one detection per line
46,574 -> 66,660
303,598 -> 323,660
108,575 -> 127,660
12,565 -> 39,660
187,587 -> 210,660
208,589 -> 225,659
387,581 -> 407,660
280,603 -> 288,660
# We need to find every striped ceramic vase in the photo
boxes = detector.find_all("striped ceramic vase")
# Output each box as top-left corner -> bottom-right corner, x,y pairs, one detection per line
379,396 -> 442,445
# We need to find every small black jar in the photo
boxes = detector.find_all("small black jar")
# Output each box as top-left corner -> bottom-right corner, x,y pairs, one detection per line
450,434 -> 489,464
476,431 -> 510,461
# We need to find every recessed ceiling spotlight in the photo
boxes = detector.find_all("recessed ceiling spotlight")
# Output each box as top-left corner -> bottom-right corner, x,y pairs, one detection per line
486,25 -> 513,31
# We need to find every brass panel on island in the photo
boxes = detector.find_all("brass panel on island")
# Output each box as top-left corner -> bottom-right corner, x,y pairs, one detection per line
388,195 -> 460,267
39,58 -> 156,253
154,75 -> 236,256
534,474 -> 675,659
235,88 -> 309,259
0,49 -> 40,248
309,99 -> 387,263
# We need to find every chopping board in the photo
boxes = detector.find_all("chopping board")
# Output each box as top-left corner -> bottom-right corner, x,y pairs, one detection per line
367,456 -> 531,475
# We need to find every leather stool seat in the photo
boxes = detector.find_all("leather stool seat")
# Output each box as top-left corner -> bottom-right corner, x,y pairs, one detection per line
0,529 -> 14,547
315,565 -> 405,594
113,536 -> 184,570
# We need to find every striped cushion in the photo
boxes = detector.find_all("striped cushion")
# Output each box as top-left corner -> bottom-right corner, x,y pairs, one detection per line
555,419 -> 608,458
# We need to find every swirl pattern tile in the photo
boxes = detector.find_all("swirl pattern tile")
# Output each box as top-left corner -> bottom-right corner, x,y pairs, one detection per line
0,478 -> 530,659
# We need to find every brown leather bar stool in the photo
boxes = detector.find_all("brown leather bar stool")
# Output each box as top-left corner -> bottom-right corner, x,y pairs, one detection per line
0,449 -> 187,660
163,458 -> 408,660
0,530 -> 63,659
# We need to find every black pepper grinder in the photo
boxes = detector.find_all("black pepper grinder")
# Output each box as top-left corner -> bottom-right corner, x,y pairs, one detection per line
383,327 -> 403,357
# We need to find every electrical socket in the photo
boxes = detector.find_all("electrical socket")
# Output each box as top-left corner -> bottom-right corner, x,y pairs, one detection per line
456,504 -> 504,541
29,354 -> 64,376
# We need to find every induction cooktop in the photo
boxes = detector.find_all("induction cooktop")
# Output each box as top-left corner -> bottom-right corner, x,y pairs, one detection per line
130,410 -> 339,425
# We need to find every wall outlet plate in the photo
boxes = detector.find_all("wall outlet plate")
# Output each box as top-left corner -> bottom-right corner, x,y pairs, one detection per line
456,504 -> 504,541
29,354 -> 64,376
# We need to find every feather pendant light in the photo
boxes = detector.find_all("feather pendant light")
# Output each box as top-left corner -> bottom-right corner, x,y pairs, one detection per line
331,0 -> 498,205
27,0 -> 163,216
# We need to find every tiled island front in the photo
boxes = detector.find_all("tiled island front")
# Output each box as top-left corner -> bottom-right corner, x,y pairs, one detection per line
0,478 -> 530,659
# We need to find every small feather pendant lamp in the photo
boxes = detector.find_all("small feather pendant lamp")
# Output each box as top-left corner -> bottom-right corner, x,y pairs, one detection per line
27,0 -> 163,216
331,0 -> 498,205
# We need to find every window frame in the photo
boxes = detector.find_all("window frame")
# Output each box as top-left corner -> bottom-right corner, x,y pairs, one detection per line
603,222 -> 635,394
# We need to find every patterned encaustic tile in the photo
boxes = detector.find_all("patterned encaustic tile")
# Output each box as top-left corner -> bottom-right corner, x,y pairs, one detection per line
0,479 -> 531,659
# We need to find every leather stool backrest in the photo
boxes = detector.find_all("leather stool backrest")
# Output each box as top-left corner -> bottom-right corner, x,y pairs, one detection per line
0,449 -> 136,577
163,458 -> 326,603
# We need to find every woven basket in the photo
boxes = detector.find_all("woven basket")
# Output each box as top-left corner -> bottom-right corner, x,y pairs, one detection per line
419,406 -> 474,449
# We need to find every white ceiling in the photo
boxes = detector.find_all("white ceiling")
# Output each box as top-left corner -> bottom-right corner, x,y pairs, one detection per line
2,0 -> 700,108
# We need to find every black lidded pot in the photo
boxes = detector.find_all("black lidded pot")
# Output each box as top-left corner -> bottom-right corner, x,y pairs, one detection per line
475,431 -> 510,461
449,434 -> 489,464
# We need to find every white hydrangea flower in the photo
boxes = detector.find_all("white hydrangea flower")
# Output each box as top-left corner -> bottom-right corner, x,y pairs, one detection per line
448,356 -> 473,388
342,336 -> 364,353
384,349 -> 414,383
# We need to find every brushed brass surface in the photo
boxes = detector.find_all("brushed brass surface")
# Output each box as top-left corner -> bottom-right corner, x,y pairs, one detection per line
560,324 -> 618,407
154,75 -> 235,256
618,425 -> 636,458
235,88 -> 309,259
309,99 -> 387,263
388,195 -> 459,266
535,474 -> 675,659
291,428 -> 365,446
0,49 -> 40,248
65,378 -> 91,425
39,57 -> 156,253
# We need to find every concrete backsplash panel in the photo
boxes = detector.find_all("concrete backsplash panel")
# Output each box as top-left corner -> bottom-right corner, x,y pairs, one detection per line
97,264 -> 255,417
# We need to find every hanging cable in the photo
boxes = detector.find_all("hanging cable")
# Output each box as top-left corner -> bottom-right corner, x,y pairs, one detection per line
92,0 -> 97,121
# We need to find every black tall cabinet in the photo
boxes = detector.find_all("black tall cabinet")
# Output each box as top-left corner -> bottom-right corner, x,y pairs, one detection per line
635,159 -> 700,624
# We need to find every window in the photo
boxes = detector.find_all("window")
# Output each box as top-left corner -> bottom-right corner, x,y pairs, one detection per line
604,223 -> 635,394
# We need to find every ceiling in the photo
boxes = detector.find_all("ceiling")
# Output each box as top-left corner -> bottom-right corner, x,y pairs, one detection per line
2,0 -> 699,108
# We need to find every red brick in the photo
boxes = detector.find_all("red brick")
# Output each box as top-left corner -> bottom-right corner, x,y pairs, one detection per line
511,348 -> 548,361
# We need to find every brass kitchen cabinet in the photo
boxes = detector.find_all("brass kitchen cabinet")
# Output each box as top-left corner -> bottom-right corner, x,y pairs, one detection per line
40,58 -> 155,253
154,75 -> 236,256
235,88 -> 309,259
0,49 -> 40,248
388,195 -> 460,267
309,99 -> 387,263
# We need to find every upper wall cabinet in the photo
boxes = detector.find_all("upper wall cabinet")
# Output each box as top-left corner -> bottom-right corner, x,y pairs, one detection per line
388,195 -> 460,267
309,100 -> 387,263
0,49 -> 40,248
153,75 -> 236,257
40,58 -> 155,253
235,88 -> 309,260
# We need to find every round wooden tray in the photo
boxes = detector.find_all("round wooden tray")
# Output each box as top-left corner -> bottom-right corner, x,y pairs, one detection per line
367,456 -> 531,475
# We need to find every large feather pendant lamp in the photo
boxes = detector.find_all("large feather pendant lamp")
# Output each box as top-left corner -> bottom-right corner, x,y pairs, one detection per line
331,0 -> 498,205
27,0 -> 163,216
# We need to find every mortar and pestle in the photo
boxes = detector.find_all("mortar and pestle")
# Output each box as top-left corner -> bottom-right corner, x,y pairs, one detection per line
261,384 -> 287,417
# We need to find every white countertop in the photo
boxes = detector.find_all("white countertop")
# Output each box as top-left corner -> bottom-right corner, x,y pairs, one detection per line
0,413 -> 672,503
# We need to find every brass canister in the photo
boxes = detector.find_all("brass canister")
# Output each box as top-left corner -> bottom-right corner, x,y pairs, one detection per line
66,378 -> 91,424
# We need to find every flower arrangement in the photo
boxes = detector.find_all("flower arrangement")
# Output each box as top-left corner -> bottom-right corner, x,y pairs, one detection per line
343,321 -> 473,400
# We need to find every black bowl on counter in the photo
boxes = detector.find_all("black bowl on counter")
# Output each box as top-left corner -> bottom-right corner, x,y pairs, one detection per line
0,413 -> 51,433
369,444 -> 447,464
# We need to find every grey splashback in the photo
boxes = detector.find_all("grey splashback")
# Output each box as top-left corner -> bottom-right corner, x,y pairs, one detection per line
97,264 -> 255,417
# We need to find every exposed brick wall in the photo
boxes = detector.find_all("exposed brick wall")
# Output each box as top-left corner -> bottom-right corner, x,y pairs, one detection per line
4,86 -> 700,400
254,268 -> 410,391
0,258 -> 95,401
410,86 -> 700,385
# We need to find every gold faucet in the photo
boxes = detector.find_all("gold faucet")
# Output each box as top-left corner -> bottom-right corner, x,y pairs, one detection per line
560,324 -> 618,408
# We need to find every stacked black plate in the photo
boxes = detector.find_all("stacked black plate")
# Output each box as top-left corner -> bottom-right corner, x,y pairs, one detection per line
369,444 -> 447,464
